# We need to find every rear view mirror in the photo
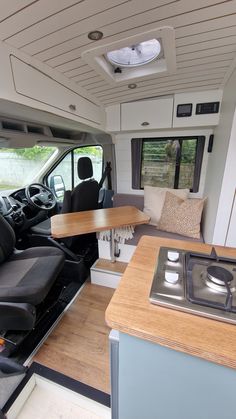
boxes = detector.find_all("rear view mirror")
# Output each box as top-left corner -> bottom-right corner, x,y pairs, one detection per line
49,175 -> 65,199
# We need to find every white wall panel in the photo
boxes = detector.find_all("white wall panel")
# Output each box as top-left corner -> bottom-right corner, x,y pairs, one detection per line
213,104 -> 236,245
203,69 -> 236,244
225,191 -> 236,247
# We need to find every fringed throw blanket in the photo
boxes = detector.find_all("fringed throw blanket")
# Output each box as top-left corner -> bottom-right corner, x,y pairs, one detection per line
98,225 -> 134,244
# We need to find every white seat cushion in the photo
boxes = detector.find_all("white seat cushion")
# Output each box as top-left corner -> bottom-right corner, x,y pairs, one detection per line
143,185 -> 189,226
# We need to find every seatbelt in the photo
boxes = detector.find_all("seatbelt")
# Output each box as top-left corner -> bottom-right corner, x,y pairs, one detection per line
99,161 -> 112,189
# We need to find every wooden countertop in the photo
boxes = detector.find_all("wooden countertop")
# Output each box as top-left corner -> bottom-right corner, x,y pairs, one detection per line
51,206 -> 150,238
105,236 -> 236,369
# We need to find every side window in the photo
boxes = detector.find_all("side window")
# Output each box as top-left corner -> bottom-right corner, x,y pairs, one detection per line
47,145 -> 103,200
132,137 -> 205,192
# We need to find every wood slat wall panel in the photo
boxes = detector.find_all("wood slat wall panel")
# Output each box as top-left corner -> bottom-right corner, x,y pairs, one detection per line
4,0 -> 126,47
176,26 -> 236,47
24,9 -> 236,66
178,44 -> 236,60
26,0 -> 177,59
72,42 -> 233,85
177,35 -> 236,55
0,0 -> 235,104
88,66 -> 228,95
72,70 -> 100,83
84,80 -> 111,89
36,2 -> 192,67
55,58 -> 85,73
97,74 -> 225,101
102,82 -> 222,105
69,0 -> 235,60
175,13 -> 236,38
8,0 -> 175,52
0,1 -> 36,23
25,0 -> 233,68
84,56 -> 233,91
62,30 -> 236,76
103,86 -> 221,106
79,76 -> 104,86
64,65 -> 90,78
176,52 -> 236,64
80,54 -> 233,93
0,0 -> 80,41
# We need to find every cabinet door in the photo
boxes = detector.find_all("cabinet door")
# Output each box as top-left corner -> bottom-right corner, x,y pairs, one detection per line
121,97 -> 173,131
11,56 -> 103,126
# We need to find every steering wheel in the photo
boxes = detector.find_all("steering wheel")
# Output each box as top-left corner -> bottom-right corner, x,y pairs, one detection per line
25,183 -> 57,211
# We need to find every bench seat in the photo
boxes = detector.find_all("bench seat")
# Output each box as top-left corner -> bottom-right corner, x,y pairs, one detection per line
113,193 -> 204,244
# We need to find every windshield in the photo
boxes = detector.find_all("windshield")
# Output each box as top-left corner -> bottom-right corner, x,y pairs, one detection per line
0,146 -> 57,191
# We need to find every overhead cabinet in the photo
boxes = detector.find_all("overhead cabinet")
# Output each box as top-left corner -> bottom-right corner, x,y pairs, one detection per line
10,56 -> 103,127
121,97 -> 173,131
106,90 -> 222,132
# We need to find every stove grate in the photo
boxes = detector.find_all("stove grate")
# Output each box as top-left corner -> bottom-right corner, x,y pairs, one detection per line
186,247 -> 236,313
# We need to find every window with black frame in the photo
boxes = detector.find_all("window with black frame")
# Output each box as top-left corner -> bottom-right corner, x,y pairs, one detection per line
131,136 -> 205,192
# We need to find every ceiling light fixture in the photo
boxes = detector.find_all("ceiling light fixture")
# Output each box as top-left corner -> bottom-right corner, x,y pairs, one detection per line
128,83 -> 137,89
88,30 -> 103,41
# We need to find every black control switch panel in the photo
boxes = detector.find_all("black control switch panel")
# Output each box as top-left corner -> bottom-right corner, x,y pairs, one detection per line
196,102 -> 220,115
176,103 -> 192,117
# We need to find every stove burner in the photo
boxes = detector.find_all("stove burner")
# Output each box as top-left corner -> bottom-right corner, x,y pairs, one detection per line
150,247 -> 236,323
207,265 -> 233,285
203,264 -> 235,294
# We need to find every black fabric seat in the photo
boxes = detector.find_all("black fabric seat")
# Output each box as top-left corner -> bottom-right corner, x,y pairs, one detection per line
63,156 -> 100,213
31,217 -> 51,236
0,215 -> 64,307
31,156 -> 100,244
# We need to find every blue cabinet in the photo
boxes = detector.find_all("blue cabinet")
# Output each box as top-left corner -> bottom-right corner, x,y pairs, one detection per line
117,333 -> 236,419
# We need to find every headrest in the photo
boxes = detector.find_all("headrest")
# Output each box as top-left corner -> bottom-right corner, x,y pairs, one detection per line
77,157 -> 93,180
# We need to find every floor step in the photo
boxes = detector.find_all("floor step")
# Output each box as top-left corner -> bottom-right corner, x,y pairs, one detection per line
90,258 -> 127,288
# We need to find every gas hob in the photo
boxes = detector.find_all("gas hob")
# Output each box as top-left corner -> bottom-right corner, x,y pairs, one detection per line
149,247 -> 236,325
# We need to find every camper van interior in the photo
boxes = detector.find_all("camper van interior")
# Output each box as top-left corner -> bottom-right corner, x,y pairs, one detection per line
0,1 -> 236,418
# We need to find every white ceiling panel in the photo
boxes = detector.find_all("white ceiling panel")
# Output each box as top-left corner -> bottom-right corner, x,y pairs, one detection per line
0,1 -> 36,23
0,0 -> 235,105
4,0 -> 130,48
87,64 -> 229,94
0,0 -> 80,40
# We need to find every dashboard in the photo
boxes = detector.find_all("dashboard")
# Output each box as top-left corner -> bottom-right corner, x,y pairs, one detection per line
0,187 -> 49,232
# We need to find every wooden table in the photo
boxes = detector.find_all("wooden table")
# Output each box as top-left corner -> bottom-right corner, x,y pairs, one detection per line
51,206 -> 150,261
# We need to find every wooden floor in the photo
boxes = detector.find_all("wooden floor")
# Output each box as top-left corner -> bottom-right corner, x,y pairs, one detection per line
34,282 -> 114,394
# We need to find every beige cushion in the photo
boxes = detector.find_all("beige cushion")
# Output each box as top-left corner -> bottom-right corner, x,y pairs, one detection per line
143,186 -> 189,226
157,192 -> 205,239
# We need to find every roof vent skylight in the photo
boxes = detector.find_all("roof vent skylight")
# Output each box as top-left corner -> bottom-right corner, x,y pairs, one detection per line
81,27 -> 176,85
106,39 -> 161,68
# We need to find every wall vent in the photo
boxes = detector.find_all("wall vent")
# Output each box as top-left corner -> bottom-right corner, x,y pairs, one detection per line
27,125 -> 45,135
2,121 -> 25,132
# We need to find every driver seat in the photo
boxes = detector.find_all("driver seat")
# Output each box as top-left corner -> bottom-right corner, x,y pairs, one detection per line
0,215 -> 65,330
31,156 -> 100,252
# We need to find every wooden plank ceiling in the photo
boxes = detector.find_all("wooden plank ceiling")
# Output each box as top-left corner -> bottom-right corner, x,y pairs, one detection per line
0,0 -> 236,106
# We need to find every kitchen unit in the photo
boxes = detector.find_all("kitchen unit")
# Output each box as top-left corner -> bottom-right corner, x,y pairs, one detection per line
106,236 -> 236,419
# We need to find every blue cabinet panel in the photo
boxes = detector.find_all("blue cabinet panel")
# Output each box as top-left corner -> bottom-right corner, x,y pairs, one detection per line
119,333 -> 236,419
